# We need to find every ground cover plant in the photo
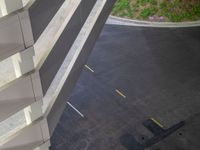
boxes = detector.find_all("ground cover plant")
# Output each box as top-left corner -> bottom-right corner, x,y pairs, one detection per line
112,0 -> 200,22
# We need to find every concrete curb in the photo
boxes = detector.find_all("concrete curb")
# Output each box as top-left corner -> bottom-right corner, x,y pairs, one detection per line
107,15 -> 200,28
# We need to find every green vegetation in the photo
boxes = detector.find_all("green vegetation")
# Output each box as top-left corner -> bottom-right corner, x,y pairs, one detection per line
112,0 -> 200,22
140,7 -> 158,19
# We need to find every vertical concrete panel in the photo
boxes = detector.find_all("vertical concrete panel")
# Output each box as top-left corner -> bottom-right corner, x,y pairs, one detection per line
18,10 -> 34,48
29,0 -> 65,41
80,0 -> 97,24
47,0 -> 117,136
47,62 -> 84,135
0,0 -> 23,16
39,0 -> 97,95
0,15 -> 25,61
39,6 -> 82,95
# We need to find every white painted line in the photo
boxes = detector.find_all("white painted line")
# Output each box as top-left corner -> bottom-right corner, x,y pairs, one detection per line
67,102 -> 85,118
115,89 -> 126,99
85,65 -> 95,73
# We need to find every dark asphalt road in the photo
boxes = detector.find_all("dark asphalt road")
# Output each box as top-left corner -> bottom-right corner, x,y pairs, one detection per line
50,25 -> 200,150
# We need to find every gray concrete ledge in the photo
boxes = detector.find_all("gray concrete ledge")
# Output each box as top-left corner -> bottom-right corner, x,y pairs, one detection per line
107,15 -> 200,28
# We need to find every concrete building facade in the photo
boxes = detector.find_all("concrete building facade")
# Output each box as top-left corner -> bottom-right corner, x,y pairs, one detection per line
0,0 -> 116,149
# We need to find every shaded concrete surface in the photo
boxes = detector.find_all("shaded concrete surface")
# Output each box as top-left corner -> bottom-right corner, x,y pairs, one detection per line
50,25 -> 200,150
0,58 -> 15,87
39,0 -> 97,95
150,113 -> 200,150
29,0 -> 65,41
0,111 -> 26,143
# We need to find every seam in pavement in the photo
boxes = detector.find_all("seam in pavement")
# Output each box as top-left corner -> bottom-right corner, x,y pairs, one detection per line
107,15 -> 200,28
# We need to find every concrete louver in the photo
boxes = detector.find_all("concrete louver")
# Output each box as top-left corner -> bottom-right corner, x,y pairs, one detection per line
0,0 -> 78,124
0,0 -> 81,130
0,0 -> 116,149
0,0 -> 65,62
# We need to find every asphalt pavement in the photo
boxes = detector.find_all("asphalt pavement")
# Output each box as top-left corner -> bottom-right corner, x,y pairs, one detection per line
50,24 -> 200,150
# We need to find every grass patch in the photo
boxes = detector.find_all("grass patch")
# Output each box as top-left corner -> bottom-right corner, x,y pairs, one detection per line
140,7 -> 158,19
112,0 -> 200,22
137,0 -> 157,5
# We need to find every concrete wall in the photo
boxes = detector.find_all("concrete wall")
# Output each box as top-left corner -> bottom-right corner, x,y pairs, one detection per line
29,0 -> 65,41
39,0 -> 97,95
47,0 -> 117,136
0,0 -> 117,148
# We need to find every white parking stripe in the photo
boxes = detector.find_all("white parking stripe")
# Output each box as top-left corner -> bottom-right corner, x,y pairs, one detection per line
67,102 -> 85,118
115,89 -> 126,99
85,65 -> 95,73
